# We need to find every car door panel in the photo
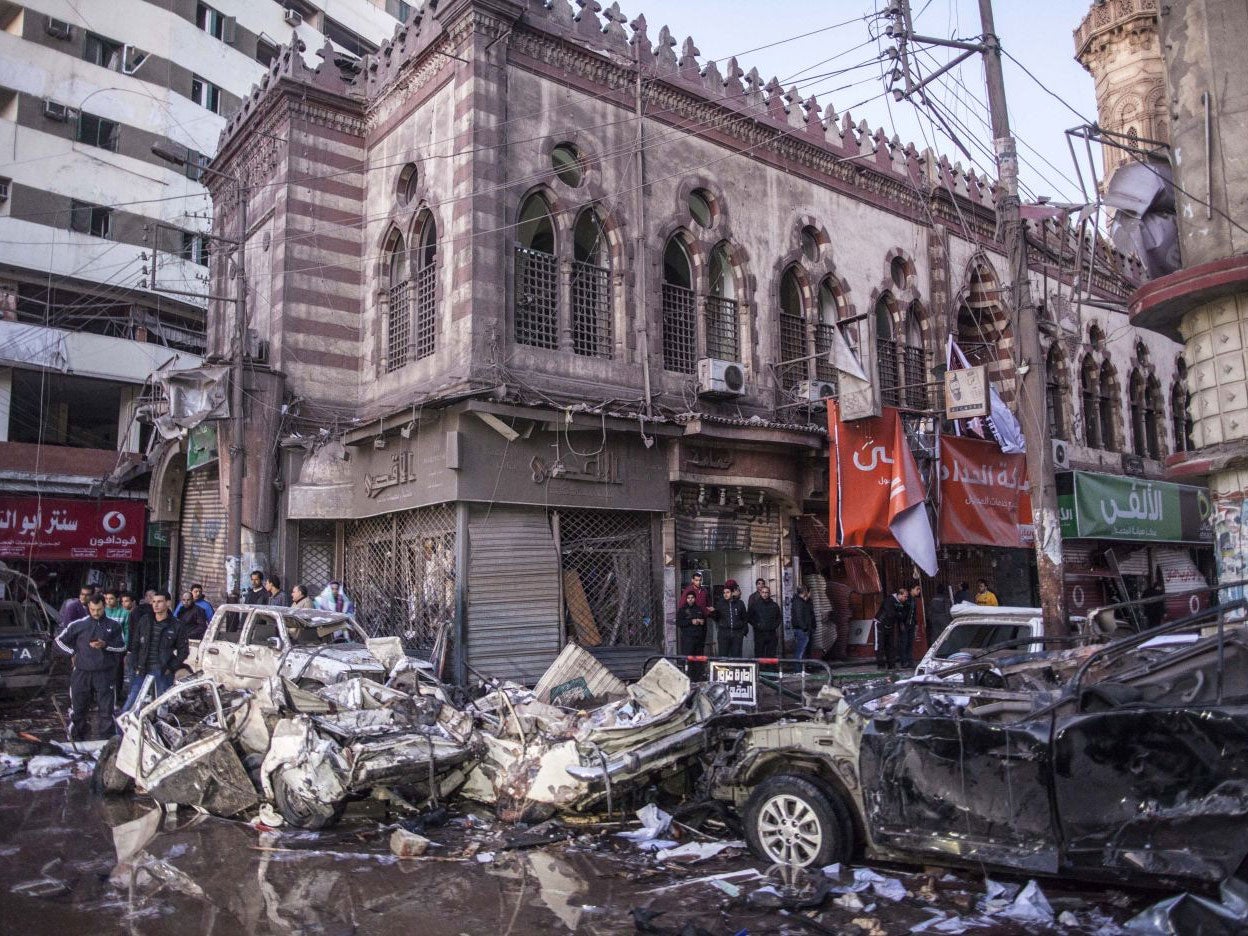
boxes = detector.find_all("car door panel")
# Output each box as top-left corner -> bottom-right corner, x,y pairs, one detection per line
1053,705 -> 1248,882
233,610 -> 284,685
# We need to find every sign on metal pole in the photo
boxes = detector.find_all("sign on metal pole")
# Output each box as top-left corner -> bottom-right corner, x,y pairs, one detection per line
709,660 -> 758,707
944,365 -> 990,419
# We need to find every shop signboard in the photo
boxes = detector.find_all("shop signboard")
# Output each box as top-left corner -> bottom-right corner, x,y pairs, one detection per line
709,660 -> 757,707
0,497 -> 146,561
944,365 -> 990,419
938,435 -> 1031,548
1057,471 -> 1213,544
187,423 -> 218,471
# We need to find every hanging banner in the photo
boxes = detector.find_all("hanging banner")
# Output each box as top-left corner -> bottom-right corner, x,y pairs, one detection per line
0,497 -> 146,561
938,435 -> 1031,548
1057,471 -> 1213,543
828,401 -> 937,574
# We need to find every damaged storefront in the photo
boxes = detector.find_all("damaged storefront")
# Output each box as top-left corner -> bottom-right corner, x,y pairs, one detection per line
284,401 -> 672,685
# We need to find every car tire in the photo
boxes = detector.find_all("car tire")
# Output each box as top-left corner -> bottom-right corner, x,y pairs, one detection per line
91,738 -> 134,796
272,771 -> 345,830
743,773 -> 851,869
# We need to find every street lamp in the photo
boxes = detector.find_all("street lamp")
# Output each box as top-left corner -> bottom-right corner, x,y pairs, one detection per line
151,140 -> 248,601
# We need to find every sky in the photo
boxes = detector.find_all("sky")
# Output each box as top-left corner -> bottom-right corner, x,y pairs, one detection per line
637,0 -> 1102,206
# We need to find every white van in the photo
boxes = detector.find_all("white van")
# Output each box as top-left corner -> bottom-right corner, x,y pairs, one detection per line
914,603 -> 1046,675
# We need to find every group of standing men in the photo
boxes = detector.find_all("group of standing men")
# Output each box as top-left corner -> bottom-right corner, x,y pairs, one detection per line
53,583 -> 215,742
242,570 -> 354,613
675,573 -> 787,659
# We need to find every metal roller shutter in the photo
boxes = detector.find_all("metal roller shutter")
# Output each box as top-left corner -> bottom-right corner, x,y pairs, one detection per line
179,464 -> 226,604
466,506 -> 562,685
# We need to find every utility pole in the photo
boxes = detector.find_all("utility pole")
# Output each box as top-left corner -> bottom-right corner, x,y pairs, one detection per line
150,141 -> 248,602
889,0 -> 1066,634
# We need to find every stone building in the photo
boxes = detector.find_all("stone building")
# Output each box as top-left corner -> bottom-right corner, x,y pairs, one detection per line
186,0 -> 1193,682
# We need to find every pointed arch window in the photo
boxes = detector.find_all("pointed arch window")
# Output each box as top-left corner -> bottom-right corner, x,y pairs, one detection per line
778,267 -> 807,389
957,265 -> 1000,367
1172,366 -> 1194,453
571,208 -> 612,358
814,278 -> 845,384
902,301 -> 927,408
514,193 -> 558,349
1099,360 -> 1119,452
875,295 -> 900,406
1046,344 -> 1067,441
413,213 -> 437,361
661,236 -> 697,373
1081,355 -> 1101,449
384,229 -> 409,373
1145,375 -> 1164,459
704,243 -> 739,362
1130,368 -> 1147,456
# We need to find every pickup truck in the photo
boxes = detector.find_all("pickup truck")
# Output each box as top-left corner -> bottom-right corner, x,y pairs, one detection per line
914,603 -> 1095,675
186,604 -> 416,694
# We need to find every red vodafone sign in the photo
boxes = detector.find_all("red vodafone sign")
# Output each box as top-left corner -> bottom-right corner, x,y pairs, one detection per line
0,497 -> 146,562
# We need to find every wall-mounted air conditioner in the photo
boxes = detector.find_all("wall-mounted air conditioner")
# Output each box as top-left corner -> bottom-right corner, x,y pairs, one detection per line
796,380 -> 837,402
283,9 -> 303,26
45,17 -> 72,40
43,100 -> 68,121
1052,438 -> 1071,471
696,358 -> 746,399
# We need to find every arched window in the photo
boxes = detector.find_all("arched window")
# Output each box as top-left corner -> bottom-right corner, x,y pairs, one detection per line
1099,360 -> 1119,452
571,208 -> 611,359
384,229 -> 409,373
957,264 -> 1000,367
1130,368 -> 1147,456
875,294 -> 899,406
514,193 -> 558,349
413,213 -> 437,361
661,236 -> 696,373
1172,360 -> 1194,453
1145,375 -> 1164,459
1081,355 -> 1101,448
814,278 -> 845,384
778,267 -> 807,389
1046,344 -> 1067,441
705,243 -> 739,361
902,301 -> 927,408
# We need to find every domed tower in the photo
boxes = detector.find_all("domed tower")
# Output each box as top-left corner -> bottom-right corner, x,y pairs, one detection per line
1073,0 -> 1168,183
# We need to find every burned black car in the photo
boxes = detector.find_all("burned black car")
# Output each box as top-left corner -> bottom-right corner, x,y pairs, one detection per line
0,563 -> 59,701
707,601 -> 1248,887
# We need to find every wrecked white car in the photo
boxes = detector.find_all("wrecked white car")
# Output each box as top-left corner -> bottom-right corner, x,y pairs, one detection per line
188,605 -> 420,697
706,602 -> 1248,888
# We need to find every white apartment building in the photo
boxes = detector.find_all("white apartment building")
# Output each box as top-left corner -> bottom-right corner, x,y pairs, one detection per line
0,0 -> 401,599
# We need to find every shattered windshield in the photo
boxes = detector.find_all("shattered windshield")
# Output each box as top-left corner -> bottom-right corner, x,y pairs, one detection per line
935,623 -> 1032,658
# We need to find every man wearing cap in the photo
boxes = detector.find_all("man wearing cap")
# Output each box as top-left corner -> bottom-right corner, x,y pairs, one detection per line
712,579 -> 749,657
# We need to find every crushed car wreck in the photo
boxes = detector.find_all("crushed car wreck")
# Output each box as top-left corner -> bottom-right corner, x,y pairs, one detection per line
706,601 -> 1248,887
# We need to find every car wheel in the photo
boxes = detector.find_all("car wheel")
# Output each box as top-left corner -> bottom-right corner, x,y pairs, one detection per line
272,771 -> 344,830
91,738 -> 134,796
743,774 -> 850,869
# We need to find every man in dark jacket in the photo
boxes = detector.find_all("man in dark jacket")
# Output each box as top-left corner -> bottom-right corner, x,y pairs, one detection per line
675,590 -> 707,657
174,589 -> 209,640
54,594 -> 125,740
749,583 -> 783,658
790,585 -> 815,660
712,580 -> 749,657
264,574 -> 290,608
746,578 -> 768,616
121,591 -> 186,712
899,584 -> 923,668
58,584 -> 93,628
245,570 -> 268,605
679,571 -> 711,619
874,586 -> 908,670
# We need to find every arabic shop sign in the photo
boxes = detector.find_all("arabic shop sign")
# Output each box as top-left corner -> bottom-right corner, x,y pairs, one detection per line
187,423 -> 218,471
709,660 -> 757,707
1057,471 -> 1212,544
0,496 -> 147,561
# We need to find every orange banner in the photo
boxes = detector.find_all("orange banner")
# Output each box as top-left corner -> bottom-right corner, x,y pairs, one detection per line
938,435 -> 1032,547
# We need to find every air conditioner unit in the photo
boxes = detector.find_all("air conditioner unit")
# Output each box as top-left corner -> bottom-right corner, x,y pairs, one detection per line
45,17 -> 72,40
1051,438 -> 1071,471
696,358 -> 746,399
42,100 -> 68,121
246,329 -> 270,363
283,9 -> 303,26
796,380 -> 837,402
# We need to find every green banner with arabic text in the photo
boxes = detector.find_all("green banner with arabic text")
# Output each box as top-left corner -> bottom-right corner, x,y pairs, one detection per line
1057,471 -> 1212,544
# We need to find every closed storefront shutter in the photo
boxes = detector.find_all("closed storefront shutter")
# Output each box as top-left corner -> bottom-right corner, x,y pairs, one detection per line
179,464 -> 226,603
1062,541 -> 1111,618
467,506 -> 562,685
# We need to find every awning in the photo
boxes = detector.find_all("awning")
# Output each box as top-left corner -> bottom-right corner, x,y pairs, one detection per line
1057,471 -> 1213,544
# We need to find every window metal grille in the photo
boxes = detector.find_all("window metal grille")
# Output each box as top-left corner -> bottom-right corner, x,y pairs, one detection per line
571,260 -> 612,358
662,282 -> 697,373
703,295 -> 739,361
877,338 -> 900,406
344,505 -> 457,654
778,311 -> 805,388
515,245 -> 559,349
814,323 -> 837,383
902,346 -> 928,409
387,280 -> 410,372
297,520 -> 335,595
558,510 -> 658,648
413,262 -> 436,360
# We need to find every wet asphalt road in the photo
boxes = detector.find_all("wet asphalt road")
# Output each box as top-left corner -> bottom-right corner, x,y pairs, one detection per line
1,687 -> 1163,935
